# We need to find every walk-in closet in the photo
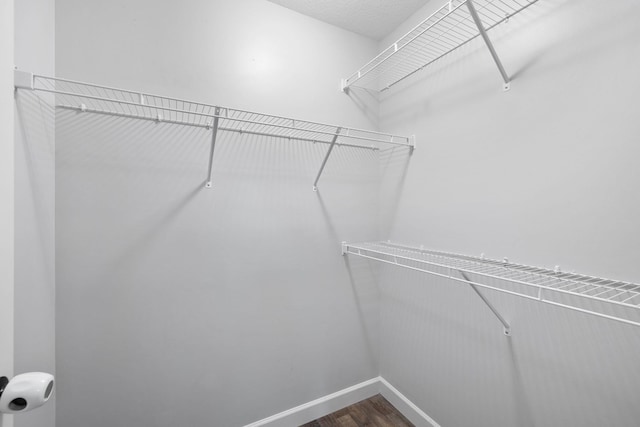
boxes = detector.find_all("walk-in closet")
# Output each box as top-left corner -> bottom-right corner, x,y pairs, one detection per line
2,0 -> 640,426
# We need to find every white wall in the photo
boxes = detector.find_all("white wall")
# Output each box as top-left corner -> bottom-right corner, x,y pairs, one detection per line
374,0 -> 640,426
0,1 -> 15,427
52,0 -> 640,425
13,0 -> 56,426
55,1 -> 381,426
56,0 -> 379,127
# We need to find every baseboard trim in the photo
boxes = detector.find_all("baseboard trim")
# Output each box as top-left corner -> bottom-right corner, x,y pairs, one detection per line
243,376 -> 440,427
243,377 -> 380,427
378,377 -> 441,427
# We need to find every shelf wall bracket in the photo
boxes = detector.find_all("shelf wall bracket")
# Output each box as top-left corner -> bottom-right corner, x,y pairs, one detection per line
465,0 -> 512,91
204,107 -> 221,189
14,69 -> 35,90
458,269 -> 511,336
313,127 -> 342,191
340,78 -> 349,94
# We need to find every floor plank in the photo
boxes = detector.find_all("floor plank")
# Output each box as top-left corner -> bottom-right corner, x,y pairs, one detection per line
299,394 -> 414,427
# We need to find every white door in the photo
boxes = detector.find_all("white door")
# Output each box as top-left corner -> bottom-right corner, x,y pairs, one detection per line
1,0 -> 15,426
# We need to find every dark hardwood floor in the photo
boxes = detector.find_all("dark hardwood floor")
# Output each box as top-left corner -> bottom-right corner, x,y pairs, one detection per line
299,394 -> 414,427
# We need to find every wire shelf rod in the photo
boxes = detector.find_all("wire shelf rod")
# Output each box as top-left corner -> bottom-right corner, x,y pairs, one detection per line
346,243 -> 640,311
17,71 -> 413,191
344,1 -> 467,85
56,104 -> 379,151
343,242 -> 640,328
349,245 -> 551,294
32,74 -> 412,147
377,242 -> 640,295
39,86 -> 410,147
343,0 -> 540,92
344,247 -> 540,301
345,246 -> 640,328
621,293 -> 640,304
383,0 -> 539,91
435,252 -> 639,301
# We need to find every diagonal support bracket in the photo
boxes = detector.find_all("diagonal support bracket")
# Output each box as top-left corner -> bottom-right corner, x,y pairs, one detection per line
204,107 -> 221,189
312,127 -> 342,191
458,270 -> 511,336
466,0 -> 511,91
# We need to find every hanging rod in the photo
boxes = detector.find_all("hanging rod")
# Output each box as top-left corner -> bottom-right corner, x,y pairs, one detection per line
342,0 -> 539,92
14,71 -> 415,189
342,241 -> 640,331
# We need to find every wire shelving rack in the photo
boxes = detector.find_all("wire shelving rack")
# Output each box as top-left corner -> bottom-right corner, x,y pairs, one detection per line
15,71 -> 414,189
342,0 -> 539,92
343,241 -> 640,332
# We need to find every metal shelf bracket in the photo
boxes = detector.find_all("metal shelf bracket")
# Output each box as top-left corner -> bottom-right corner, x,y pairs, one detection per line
458,270 -> 511,336
313,127 -> 342,191
14,69 -> 34,90
340,78 -> 349,94
466,0 -> 511,90
205,107 -> 221,189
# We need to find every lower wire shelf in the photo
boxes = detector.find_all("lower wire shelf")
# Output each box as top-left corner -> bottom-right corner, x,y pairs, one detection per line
342,241 -> 640,329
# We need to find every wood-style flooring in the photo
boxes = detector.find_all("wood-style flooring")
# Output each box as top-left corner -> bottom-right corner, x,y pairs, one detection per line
299,394 -> 414,427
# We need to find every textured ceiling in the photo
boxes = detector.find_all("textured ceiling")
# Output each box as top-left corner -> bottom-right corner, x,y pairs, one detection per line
267,0 -> 431,40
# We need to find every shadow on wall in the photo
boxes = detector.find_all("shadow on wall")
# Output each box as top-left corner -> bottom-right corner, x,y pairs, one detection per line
15,90 -> 55,276
55,110 -> 211,189
315,190 -> 340,244
345,86 -> 380,126
314,164 -> 382,370
312,135 -> 414,243
375,263 -> 640,426
55,103 -> 383,426
13,88 -> 57,427
100,184 -> 202,294
506,339 -> 535,427
54,104 -> 389,295
55,109 -> 381,188
379,145 -> 412,238
343,256 -> 380,369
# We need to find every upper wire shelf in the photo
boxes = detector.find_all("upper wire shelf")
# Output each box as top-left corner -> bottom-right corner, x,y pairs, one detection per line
15,71 -> 414,190
343,241 -> 640,329
342,0 -> 539,92
23,74 -> 413,150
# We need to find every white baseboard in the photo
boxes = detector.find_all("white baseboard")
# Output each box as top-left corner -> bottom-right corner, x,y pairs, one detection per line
243,377 -> 380,427
378,377 -> 441,427
244,376 -> 440,427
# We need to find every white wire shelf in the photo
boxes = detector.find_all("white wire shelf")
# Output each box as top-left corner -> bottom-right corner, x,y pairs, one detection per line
25,74 -> 413,149
343,241 -> 640,330
15,71 -> 414,189
342,0 -> 539,92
